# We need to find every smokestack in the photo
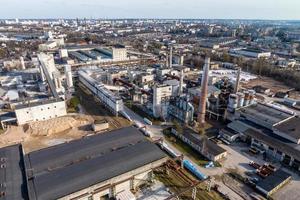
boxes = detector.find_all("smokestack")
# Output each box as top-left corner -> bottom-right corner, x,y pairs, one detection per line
234,68 -> 241,93
169,46 -> 173,68
197,57 -> 210,126
178,69 -> 184,96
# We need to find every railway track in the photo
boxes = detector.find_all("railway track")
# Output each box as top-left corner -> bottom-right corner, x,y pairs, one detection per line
77,86 -> 124,129
156,162 -> 222,200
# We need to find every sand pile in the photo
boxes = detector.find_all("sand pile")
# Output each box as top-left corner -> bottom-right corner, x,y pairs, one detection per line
26,115 -> 92,136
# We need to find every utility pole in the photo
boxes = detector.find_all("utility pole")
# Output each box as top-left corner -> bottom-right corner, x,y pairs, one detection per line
192,187 -> 197,200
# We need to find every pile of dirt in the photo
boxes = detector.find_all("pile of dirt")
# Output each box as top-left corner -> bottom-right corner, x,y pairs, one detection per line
25,115 -> 92,136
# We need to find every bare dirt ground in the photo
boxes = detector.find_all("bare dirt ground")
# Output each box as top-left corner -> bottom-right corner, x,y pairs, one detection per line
241,76 -> 300,100
0,115 -> 96,153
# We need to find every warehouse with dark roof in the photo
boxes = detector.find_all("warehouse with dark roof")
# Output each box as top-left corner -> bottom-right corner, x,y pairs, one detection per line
0,144 -> 28,200
256,169 -> 291,197
170,127 -> 227,161
0,126 -> 168,200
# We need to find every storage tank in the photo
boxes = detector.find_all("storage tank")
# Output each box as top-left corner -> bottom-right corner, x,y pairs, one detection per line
249,90 -> 256,105
244,91 -> 250,106
237,92 -> 245,108
228,94 -> 238,112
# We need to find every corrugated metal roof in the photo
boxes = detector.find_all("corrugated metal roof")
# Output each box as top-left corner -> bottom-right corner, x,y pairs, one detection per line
0,144 -> 27,200
26,127 -> 166,200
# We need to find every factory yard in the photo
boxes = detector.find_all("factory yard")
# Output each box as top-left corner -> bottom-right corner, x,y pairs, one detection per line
203,143 -> 300,200
242,76 -> 300,100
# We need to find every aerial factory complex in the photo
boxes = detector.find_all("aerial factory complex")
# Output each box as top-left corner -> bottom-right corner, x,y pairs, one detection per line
0,15 -> 300,200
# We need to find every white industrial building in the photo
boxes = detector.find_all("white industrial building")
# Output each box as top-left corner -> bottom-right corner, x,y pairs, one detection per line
152,84 -> 172,118
112,46 -> 128,61
64,65 -> 73,88
59,49 -> 68,58
14,99 -> 67,125
229,48 -> 271,58
78,70 -> 123,115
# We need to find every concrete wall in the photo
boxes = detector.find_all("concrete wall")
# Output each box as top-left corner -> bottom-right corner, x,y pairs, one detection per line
15,100 -> 67,125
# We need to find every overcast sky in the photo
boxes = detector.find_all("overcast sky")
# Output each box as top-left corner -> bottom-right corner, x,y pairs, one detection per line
0,0 -> 299,20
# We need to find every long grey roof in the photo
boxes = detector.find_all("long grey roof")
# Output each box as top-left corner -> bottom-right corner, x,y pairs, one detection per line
274,116 -> 300,140
26,127 -> 166,200
180,128 -> 227,156
25,126 -> 145,175
244,128 -> 300,161
0,144 -> 27,200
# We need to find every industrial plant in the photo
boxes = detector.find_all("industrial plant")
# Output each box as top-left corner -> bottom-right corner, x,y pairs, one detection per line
1,16 -> 300,200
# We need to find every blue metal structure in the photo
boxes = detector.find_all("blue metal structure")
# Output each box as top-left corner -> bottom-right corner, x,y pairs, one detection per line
183,160 -> 207,180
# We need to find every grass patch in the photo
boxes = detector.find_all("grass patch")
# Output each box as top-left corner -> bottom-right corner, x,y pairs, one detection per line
67,96 -> 80,113
163,129 -> 209,166
125,102 -> 162,125
0,128 -> 5,135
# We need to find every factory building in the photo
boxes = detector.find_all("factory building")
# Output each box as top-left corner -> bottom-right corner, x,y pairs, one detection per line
0,127 -> 168,200
256,169 -> 291,197
0,144 -> 27,200
14,98 -> 67,125
168,96 -> 194,124
59,49 -> 68,58
78,70 -> 123,115
64,45 -> 128,64
232,102 -> 294,129
38,41 -> 57,51
152,84 -> 172,118
229,48 -> 271,58
163,79 -> 186,97
226,101 -> 300,171
135,73 -> 154,88
170,127 -> 227,161
64,65 -> 73,88
112,45 -> 128,61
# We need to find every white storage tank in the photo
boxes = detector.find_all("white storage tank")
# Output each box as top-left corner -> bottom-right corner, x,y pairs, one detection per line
228,94 -> 238,112
243,91 -> 250,106
237,92 -> 245,108
249,90 -> 256,105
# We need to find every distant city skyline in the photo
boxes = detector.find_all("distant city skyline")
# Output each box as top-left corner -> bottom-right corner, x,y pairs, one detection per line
0,0 -> 299,20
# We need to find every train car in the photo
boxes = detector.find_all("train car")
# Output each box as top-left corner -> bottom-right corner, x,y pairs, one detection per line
161,142 -> 180,158
183,160 -> 207,180
143,118 -> 152,125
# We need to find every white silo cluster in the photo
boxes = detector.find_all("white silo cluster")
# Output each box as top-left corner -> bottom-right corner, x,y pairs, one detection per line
228,90 -> 256,112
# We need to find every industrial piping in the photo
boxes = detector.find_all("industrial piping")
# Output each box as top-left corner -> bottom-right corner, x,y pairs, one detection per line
197,57 -> 210,126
